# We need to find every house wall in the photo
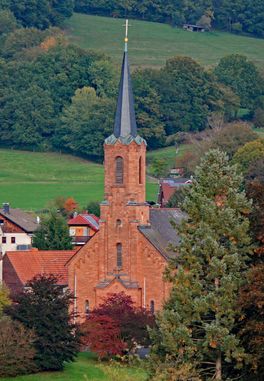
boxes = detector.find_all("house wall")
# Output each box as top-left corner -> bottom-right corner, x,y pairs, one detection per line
2,255 -> 24,294
0,230 -> 32,255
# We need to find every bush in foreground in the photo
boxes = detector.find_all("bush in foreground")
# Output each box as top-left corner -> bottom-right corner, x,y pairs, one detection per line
0,316 -> 36,377
6,274 -> 80,371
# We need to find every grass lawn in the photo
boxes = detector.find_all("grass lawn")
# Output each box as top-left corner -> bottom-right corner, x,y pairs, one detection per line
64,13 -> 264,68
147,144 -> 190,168
0,352 -> 148,381
0,149 -> 158,210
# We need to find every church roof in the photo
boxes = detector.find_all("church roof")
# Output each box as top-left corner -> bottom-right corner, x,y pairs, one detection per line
113,51 -> 137,139
105,25 -> 146,146
139,208 -> 186,259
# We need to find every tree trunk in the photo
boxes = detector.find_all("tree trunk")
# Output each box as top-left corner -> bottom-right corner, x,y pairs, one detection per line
215,277 -> 222,380
216,350 -> 222,380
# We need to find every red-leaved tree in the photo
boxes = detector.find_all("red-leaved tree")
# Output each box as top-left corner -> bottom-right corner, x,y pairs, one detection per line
81,315 -> 126,359
91,292 -> 155,350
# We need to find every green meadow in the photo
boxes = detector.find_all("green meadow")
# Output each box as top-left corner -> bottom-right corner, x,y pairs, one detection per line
0,352 -> 147,381
0,149 -> 159,210
64,13 -> 264,68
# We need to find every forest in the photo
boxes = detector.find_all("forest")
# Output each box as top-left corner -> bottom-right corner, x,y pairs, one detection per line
75,0 -> 264,37
0,2 -> 263,159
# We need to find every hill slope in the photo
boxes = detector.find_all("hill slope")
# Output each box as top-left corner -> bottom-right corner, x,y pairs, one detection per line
0,150 -> 158,210
65,13 -> 264,68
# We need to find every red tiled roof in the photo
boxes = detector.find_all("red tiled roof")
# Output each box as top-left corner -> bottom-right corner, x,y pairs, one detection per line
161,183 -> 177,204
5,249 -> 76,286
68,214 -> 99,231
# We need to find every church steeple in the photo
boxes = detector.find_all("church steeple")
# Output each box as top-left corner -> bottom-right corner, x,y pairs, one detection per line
105,20 -> 145,145
113,50 -> 137,138
114,19 -> 137,139
103,19 -> 147,205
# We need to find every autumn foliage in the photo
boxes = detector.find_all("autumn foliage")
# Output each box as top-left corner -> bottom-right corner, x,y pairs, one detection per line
81,315 -> 126,359
81,292 -> 155,358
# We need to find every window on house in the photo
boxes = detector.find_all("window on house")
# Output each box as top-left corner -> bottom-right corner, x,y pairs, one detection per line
117,243 -> 122,268
11,237 -> 16,244
2,237 -> 6,244
115,156 -> 124,184
150,300 -> 155,314
139,156 -> 143,184
85,300 -> 90,317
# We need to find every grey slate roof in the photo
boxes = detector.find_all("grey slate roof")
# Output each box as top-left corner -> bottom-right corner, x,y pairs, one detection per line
138,208 -> 186,259
0,208 -> 38,233
113,51 -> 137,138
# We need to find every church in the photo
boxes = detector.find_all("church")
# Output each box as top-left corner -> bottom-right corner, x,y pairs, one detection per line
67,25 -> 185,320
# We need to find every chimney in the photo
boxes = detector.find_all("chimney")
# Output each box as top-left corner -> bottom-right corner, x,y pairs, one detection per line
2,203 -> 10,214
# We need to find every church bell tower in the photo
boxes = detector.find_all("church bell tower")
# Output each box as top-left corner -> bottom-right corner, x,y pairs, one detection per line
100,21 -> 150,280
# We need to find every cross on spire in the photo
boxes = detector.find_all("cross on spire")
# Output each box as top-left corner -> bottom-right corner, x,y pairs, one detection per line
122,19 -> 131,52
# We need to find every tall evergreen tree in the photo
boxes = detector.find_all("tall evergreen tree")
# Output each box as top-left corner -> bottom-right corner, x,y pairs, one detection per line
33,210 -> 72,250
149,149 -> 252,380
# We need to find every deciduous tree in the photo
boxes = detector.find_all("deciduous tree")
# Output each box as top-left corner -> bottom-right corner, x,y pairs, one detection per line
92,292 -> 155,351
233,138 -> 264,174
81,315 -> 126,359
6,274 -> 79,371
57,86 -> 114,158
0,284 -> 11,318
214,55 -> 264,112
0,317 -> 36,377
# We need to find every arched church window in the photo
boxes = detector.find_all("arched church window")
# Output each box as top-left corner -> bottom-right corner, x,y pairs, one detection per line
117,243 -> 122,268
150,300 -> 155,314
139,156 -> 143,184
116,219 -> 122,227
85,300 -> 90,317
115,156 -> 124,184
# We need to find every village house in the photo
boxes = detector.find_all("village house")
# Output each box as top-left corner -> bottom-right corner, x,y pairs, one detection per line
3,248 -> 76,295
0,203 -> 39,283
68,213 -> 99,246
158,178 -> 192,207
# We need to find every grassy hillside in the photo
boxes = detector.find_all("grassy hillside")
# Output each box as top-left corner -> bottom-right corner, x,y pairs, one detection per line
64,13 -> 264,68
0,150 -> 158,210
1,352 -> 147,381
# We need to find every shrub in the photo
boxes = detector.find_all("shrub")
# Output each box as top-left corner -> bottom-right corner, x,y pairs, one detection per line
81,315 -> 126,359
6,274 -> 79,371
0,317 -> 36,377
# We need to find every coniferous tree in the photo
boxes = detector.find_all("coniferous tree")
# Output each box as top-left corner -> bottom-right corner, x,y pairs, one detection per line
6,275 -> 79,371
33,210 -> 72,250
149,149 -> 252,380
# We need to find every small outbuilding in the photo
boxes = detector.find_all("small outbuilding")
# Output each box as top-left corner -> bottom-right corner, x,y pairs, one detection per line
183,24 -> 205,32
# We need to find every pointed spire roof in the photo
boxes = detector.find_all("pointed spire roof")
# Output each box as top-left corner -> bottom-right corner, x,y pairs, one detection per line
105,20 -> 146,146
113,51 -> 137,138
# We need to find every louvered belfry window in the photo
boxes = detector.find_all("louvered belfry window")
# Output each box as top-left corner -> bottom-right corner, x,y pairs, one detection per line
115,156 -> 124,184
139,156 -> 143,184
117,243 -> 122,268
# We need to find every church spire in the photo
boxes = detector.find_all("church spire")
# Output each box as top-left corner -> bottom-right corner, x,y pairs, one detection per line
113,19 -> 137,139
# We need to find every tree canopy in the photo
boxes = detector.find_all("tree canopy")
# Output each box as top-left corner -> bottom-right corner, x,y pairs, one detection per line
0,0 -> 74,29
149,149 -> 252,380
6,274 -> 79,371
33,210 -> 72,250
74,0 -> 264,37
